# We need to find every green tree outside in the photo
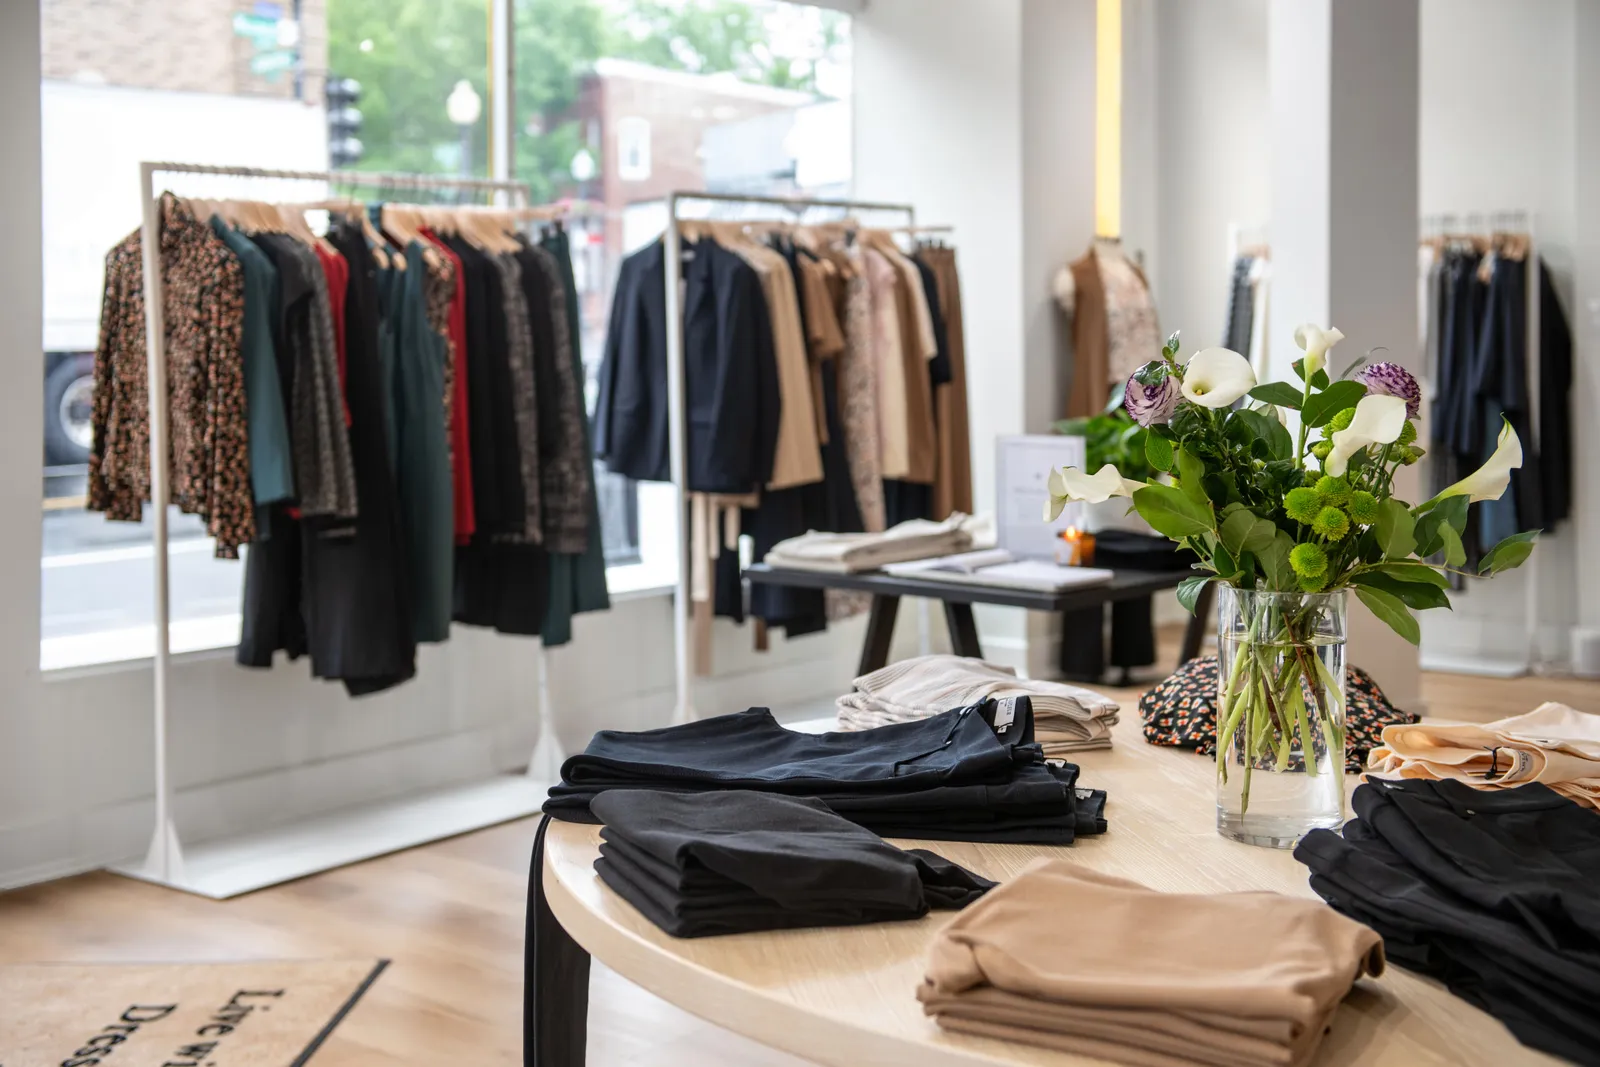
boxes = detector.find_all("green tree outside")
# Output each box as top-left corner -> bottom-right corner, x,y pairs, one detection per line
325,0 -> 848,203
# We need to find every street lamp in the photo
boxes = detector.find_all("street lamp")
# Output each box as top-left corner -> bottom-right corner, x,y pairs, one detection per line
446,79 -> 482,186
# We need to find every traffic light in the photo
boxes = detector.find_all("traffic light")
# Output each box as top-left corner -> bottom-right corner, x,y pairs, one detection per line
327,76 -> 363,168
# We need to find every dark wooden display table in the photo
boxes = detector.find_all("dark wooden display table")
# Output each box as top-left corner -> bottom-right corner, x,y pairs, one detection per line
744,564 -> 1211,675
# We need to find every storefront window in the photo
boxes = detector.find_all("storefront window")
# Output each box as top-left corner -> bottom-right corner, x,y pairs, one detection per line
38,0 -> 851,666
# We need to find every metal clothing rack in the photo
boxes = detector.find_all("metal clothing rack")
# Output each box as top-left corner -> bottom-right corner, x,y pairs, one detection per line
121,161 -> 570,897
661,191 -> 920,723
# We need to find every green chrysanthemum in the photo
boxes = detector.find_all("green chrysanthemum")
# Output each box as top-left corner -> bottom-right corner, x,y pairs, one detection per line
1401,445 -> 1424,466
1326,407 -> 1358,433
1285,486 -> 1322,524
1312,506 -> 1351,539
1398,420 -> 1418,446
1346,490 -> 1380,525
1299,573 -> 1330,593
1314,475 -> 1351,506
1310,440 -> 1335,461
1289,542 -> 1328,579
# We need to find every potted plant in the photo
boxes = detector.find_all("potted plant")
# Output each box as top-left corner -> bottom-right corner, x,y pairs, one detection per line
1045,329 -> 1537,847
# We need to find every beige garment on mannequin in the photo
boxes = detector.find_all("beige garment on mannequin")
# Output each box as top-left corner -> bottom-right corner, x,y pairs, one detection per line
1098,242 -> 1162,384
724,238 -> 822,490
1062,247 -> 1110,417
920,861 -> 1384,1067
1366,702 -> 1600,809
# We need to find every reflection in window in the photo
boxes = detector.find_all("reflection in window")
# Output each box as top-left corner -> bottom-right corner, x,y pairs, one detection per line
615,117 -> 652,181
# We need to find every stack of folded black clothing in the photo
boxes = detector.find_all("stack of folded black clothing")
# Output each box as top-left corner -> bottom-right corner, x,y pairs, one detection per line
1296,777 -> 1600,1066
591,789 -> 996,937
545,697 -> 1106,845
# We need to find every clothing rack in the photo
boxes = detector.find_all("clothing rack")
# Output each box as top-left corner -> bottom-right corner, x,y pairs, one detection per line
662,191 -> 920,723
1417,210 -> 1544,679
120,162 -> 567,898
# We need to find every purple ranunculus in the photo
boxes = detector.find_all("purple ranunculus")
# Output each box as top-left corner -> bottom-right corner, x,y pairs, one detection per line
1124,362 -> 1182,427
1355,361 -> 1421,419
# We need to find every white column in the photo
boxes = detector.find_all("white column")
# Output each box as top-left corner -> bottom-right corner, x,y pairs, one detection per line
1269,0 -> 1422,708
1575,3 -> 1600,635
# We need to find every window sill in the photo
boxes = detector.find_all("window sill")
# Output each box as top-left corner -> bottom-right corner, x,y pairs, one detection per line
40,562 -> 679,677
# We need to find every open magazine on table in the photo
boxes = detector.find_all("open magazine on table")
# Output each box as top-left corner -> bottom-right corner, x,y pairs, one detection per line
881,549 -> 1115,592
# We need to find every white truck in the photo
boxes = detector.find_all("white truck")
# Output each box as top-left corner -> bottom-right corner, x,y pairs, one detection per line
41,79 -> 328,464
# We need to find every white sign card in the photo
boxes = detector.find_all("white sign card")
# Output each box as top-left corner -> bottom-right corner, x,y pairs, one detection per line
997,434 -> 1086,560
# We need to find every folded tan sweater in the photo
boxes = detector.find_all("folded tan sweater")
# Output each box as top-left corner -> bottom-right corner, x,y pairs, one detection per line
837,654 -> 1120,753
1366,702 -> 1600,810
919,860 -> 1384,1067
765,515 -> 972,574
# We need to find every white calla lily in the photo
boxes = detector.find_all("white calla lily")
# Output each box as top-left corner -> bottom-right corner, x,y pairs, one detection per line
1180,348 -> 1256,409
1294,323 -> 1345,376
1428,418 -> 1522,506
1324,394 -> 1407,478
1044,464 -> 1146,520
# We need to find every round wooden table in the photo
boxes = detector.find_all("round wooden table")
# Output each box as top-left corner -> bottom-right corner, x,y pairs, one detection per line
537,716 -> 1558,1067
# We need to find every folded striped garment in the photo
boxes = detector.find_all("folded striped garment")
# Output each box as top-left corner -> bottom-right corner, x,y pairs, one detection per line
836,654 -> 1120,754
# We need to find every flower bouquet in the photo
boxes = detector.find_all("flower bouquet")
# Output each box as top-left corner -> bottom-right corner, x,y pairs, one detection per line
1046,328 -> 1537,846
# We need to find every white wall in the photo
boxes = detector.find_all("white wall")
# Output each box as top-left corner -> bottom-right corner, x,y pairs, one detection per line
1416,0 -> 1580,669
1150,0 -> 1270,353
1579,3 -> 1600,640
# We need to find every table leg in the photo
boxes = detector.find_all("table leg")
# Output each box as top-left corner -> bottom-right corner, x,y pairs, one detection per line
1179,582 -> 1216,666
943,601 -> 983,660
526,815 -> 590,1067
859,595 -> 901,674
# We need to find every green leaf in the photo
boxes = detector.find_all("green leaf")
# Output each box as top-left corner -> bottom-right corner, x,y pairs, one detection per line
1301,380 -> 1368,428
1371,562 -> 1450,588
1438,522 -> 1467,567
1219,508 -> 1257,558
1438,494 -> 1470,534
1213,542 -> 1239,581
1374,498 -> 1417,559
1132,483 -> 1214,539
1354,585 -> 1421,645
1145,433 -> 1174,473
1175,447 -> 1210,510
1292,358 -> 1333,389
1348,572 -> 1451,611
1478,530 -> 1540,576
1257,530 -> 1296,590
1243,518 -> 1278,555
1248,382 -> 1305,409
1229,409 -> 1294,462
1414,495 -> 1466,557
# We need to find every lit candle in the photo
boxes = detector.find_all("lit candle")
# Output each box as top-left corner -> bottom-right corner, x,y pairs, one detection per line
1057,526 -> 1096,567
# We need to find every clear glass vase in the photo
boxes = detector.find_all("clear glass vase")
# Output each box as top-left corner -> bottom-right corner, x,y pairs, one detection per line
1215,586 -> 1347,848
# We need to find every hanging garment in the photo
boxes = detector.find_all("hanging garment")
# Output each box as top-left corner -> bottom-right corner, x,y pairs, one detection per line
595,238 -> 779,493
1221,254 -> 1255,354
421,231 -> 476,544
538,226 -> 611,647
522,241 -> 592,552
864,247 -> 914,478
590,789 -> 994,939
919,246 -> 973,519
313,244 -> 353,427
251,232 -> 358,522
833,248 -> 886,533
1537,261 -> 1573,527
920,860 -> 1384,1067
489,251 -> 544,542
89,194 -> 256,555
1471,255 -> 1540,548
238,225 -> 416,694
880,241 -> 938,487
208,220 -> 294,506
389,242 -> 455,643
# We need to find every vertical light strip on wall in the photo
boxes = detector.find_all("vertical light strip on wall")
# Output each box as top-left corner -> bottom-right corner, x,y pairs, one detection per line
1095,0 -> 1122,239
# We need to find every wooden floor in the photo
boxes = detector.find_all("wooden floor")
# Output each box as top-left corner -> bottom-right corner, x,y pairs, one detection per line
2,663 -> 1595,1066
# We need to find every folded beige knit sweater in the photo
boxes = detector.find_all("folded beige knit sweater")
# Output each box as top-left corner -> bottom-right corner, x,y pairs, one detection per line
919,861 -> 1385,1067
835,654 -> 1120,753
